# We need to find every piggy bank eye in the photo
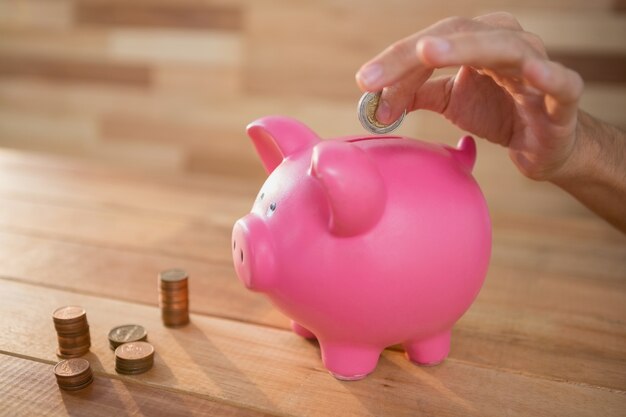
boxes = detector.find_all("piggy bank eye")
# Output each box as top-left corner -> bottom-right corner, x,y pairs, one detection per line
267,202 -> 277,216
259,192 -> 265,200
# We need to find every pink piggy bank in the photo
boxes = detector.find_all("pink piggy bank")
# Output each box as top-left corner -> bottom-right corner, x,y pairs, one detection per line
232,116 -> 491,380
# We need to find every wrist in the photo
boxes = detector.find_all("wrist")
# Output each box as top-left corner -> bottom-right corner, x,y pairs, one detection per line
548,111 -> 626,231
549,110 -> 604,189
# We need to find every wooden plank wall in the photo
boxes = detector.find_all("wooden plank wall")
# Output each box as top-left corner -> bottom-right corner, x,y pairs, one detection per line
0,0 -> 624,216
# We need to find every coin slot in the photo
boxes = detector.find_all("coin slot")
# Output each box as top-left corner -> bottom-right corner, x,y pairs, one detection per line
347,136 -> 403,142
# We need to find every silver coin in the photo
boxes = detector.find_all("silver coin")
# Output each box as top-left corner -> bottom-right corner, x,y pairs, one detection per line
108,324 -> 148,349
357,91 -> 405,134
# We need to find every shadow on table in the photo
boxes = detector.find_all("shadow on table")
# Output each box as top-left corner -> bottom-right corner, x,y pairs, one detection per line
59,352 -> 126,416
339,352 -> 479,417
169,322 -> 275,411
60,350 -> 197,416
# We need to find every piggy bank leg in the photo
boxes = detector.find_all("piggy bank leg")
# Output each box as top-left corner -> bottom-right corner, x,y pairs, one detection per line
320,342 -> 381,381
403,330 -> 452,366
291,320 -> 316,339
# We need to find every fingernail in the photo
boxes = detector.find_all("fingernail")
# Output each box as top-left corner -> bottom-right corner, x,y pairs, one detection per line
376,99 -> 391,123
423,36 -> 451,56
357,63 -> 383,88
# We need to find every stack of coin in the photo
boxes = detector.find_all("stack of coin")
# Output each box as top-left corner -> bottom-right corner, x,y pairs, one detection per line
158,268 -> 189,327
52,306 -> 91,358
108,324 -> 148,350
115,341 -> 155,375
53,358 -> 94,391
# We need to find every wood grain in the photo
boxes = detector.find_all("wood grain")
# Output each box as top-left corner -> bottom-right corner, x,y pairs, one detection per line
0,54 -> 151,87
0,2 -> 625,413
2,171 -> 623,272
1,278 -> 625,417
108,29 -> 242,66
75,1 -> 242,31
0,353 -> 273,417
513,11 -> 626,53
1,227 -> 624,390
0,0 -> 72,30
550,51 -> 626,83
0,151 -> 624,393
0,28 -> 108,60
0,1 -> 624,174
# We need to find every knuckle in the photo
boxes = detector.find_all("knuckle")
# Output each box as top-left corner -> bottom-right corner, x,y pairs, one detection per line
441,16 -> 471,30
568,69 -> 585,98
499,31 -> 538,61
497,11 -> 521,25
386,40 -> 415,64
382,82 -> 402,98
521,31 -> 547,56
473,11 -> 523,30
553,62 -> 584,101
498,31 -> 526,60
491,11 -> 523,29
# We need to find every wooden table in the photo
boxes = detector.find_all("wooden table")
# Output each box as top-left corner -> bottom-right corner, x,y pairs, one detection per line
1,149 -> 625,417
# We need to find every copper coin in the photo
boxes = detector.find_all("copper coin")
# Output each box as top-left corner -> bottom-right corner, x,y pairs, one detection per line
115,342 -> 155,375
57,335 -> 90,348
162,314 -> 189,322
159,268 -> 188,283
162,318 -> 189,328
59,376 -> 94,391
54,358 -> 90,377
159,294 -> 189,303
161,308 -> 189,316
115,341 -> 154,361
55,326 -> 89,337
57,348 -> 90,359
54,358 -> 93,391
160,300 -> 189,309
52,306 -> 86,322
159,279 -> 188,287
55,321 -> 89,330
159,285 -> 188,294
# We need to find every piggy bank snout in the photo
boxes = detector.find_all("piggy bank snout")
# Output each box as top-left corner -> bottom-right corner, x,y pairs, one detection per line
232,214 -> 276,291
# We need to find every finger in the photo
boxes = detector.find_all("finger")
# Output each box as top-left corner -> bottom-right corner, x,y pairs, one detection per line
407,75 -> 455,114
355,16 -> 482,91
523,59 -> 584,125
473,11 -> 523,31
472,12 -> 547,57
376,69 -> 433,124
417,30 -> 542,71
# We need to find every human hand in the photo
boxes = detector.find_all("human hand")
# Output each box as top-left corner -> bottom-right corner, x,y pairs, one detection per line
355,12 -> 585,182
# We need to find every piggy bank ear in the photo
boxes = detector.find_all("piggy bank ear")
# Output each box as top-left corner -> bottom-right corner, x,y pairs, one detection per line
247,116 -> 320,174
449,135 -> 476,172
310,141 -> 386,237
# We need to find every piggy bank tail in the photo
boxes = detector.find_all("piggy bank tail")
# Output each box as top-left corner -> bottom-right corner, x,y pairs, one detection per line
453,136 -> 477,172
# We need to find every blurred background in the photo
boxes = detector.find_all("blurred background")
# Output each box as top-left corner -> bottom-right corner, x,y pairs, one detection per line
0,0 -> 624,219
